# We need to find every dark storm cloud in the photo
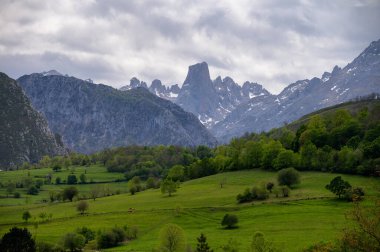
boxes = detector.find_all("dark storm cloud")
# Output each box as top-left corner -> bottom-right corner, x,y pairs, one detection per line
0,0 -> 379,93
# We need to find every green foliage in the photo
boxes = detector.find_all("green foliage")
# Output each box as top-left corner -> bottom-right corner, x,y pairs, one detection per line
27,186 -> 39,195
167,165 -> 185,182
67,175 -> 77,185
0,227 -> 36,252
221,214 -> 238,229
220,238 -> 240,252
277,168 -> 300,188
161,179 -> 179,197
159,223 -> 186,252
62,232 -> 85,252
97,226 -> 126,249
22,211 -> 31,222
250,231 -> 280,252
62,186 -> 78,202
325,176 -> 351,199
196,233 -> 213,252
76,200 -> 89,214
76,227 -> 95,243
79,174 -> 86,184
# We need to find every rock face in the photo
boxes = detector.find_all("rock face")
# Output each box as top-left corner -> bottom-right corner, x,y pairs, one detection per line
18,74 -> 217,153
211,39 -> 380,142
0,73 -> 66,169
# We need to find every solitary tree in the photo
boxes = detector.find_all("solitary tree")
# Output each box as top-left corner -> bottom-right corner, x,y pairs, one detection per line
79,174 -> 86,184
89,186 -> 100,201
76,200 -> 89,215
67,175 -> 77,185
22,211 -> 32,223
62,186 -> 78,202
277,168 -> 300,188
325,176 -> 351,199
250,232 -> 279,252
0,227 -> 36,252
159,224 -> 186,252
6,182 -> 16,197
196,233 -> 213,252
221,214 -> 238,229
161,179 -> 178,197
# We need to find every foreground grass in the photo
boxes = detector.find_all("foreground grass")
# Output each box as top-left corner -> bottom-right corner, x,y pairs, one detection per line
0,169 -> 379,251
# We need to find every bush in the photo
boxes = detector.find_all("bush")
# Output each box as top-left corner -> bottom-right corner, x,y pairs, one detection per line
277,167 -> 300,188
14,192 -> 21,198
344,187 -> 365,202
76,226 -> 95,243
252,186 -> 269,200
266,182 -> 274,193
237,188 -> 253,203
62,233 -> 85,252
0,227 -> 36,252
27,186 -> 39,195
67,175 -> 77,185
278,186 -> 290,197
62,186 -> 78,202
55,177 -> 61,184
221,214 -> 238,229
76,200 -> 89,214
97,231 -> 117,249
325,176 -> 351,199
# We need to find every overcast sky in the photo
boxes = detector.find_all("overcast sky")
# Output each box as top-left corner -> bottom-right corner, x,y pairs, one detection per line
0,0 -> 379,94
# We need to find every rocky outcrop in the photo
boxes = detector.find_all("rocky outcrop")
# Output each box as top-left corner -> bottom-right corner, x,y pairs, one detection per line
0,73 -> 66,169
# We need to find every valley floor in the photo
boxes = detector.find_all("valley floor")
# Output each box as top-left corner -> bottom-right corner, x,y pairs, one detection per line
0,169 -> 379,251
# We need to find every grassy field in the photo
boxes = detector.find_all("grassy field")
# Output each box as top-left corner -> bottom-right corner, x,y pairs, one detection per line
0,169 -> 379,251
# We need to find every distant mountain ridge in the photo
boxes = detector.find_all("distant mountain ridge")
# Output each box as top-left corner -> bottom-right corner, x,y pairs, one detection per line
17,73 -> 217,153
0,73 -> 66,169
118,39 -> 379,142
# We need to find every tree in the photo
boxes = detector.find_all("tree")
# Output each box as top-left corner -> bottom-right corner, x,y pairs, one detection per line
196,233 -> 213,252
67,175 -> 77,185
167,165 -> 185,182
6,182 -> 16,197
159,224 -> 186,252
221,214 -> 238,229
22,211 -> 31,223
277,168 -> 300,188
273,149 -> 297,170
76,226 -> 95,243
325,176 -> 351,199
76,200 -> 89,214
55,176 -> 62,184
62,233 -> 85,252
62,186 -> 78,202
89,186 -> 100,200
128,176 -> 142,195
79,174 -> 86,184
250,232 -> 279,252
161,179 -> 179,197
27,186 -> 39,195
0,227 -> 36,252
340,201 -> 380,251
220,238 -> 240,252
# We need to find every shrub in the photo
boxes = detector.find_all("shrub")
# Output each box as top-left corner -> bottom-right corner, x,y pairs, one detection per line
67,175 -> 77,185
326,176 -> 351,199
236,188 -> 253,203
27,186 -> 39,195
277,168 -> 300,188
62,186 -> 78,202
14,192 -> 21,198
76,200 -> 89,214
55,177 -> 61,184
62,233 -> 85,252
221,214 -> 238,229
97,231 -> 117,248
76,226 -> 95,243
278,186 -> 290,197
266,182 -> 274,193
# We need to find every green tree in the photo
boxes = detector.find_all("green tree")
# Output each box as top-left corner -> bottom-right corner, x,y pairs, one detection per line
159,224 -> 186,252
161,179 -> 178,197
262,140 -> 283,169
22,211 -> 31,223
277,168 -> 300,188
167,165 -> 185,182
221,214 -> 238,229
0,227 -> 36,252
76,200 -> 89,215
79,174 -> 86,184
67,175 -> 77,185
325,176 -> 351,199
6,182 -> 16,197
273,149 -> 297,170
62,233 -> 85,252
76,226 -> 95,243
62,186 -> 78,202
250,232 -> 279,252
220,238 -> 240,252
196,233 -> 213,252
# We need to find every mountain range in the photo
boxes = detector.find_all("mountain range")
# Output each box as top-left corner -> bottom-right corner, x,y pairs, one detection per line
119,39 -> 380,142
17,73 -> 217,153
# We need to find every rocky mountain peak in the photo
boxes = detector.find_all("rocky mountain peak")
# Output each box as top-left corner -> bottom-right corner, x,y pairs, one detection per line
332,65 -> 342,76
183,62 -> 212,88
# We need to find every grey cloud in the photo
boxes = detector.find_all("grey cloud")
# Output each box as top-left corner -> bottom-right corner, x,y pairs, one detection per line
0,0 -> 379,94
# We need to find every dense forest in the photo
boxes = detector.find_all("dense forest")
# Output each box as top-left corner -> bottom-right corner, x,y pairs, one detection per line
22,99 -> 380,183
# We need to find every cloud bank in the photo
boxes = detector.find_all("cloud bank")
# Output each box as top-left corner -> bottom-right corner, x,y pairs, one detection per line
0,0 -> 379,93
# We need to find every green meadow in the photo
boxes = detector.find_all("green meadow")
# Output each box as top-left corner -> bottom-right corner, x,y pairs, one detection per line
0,168 -> 379,251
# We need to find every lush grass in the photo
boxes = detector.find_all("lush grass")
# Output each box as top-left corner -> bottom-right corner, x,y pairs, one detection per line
0,169 -> 379,251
